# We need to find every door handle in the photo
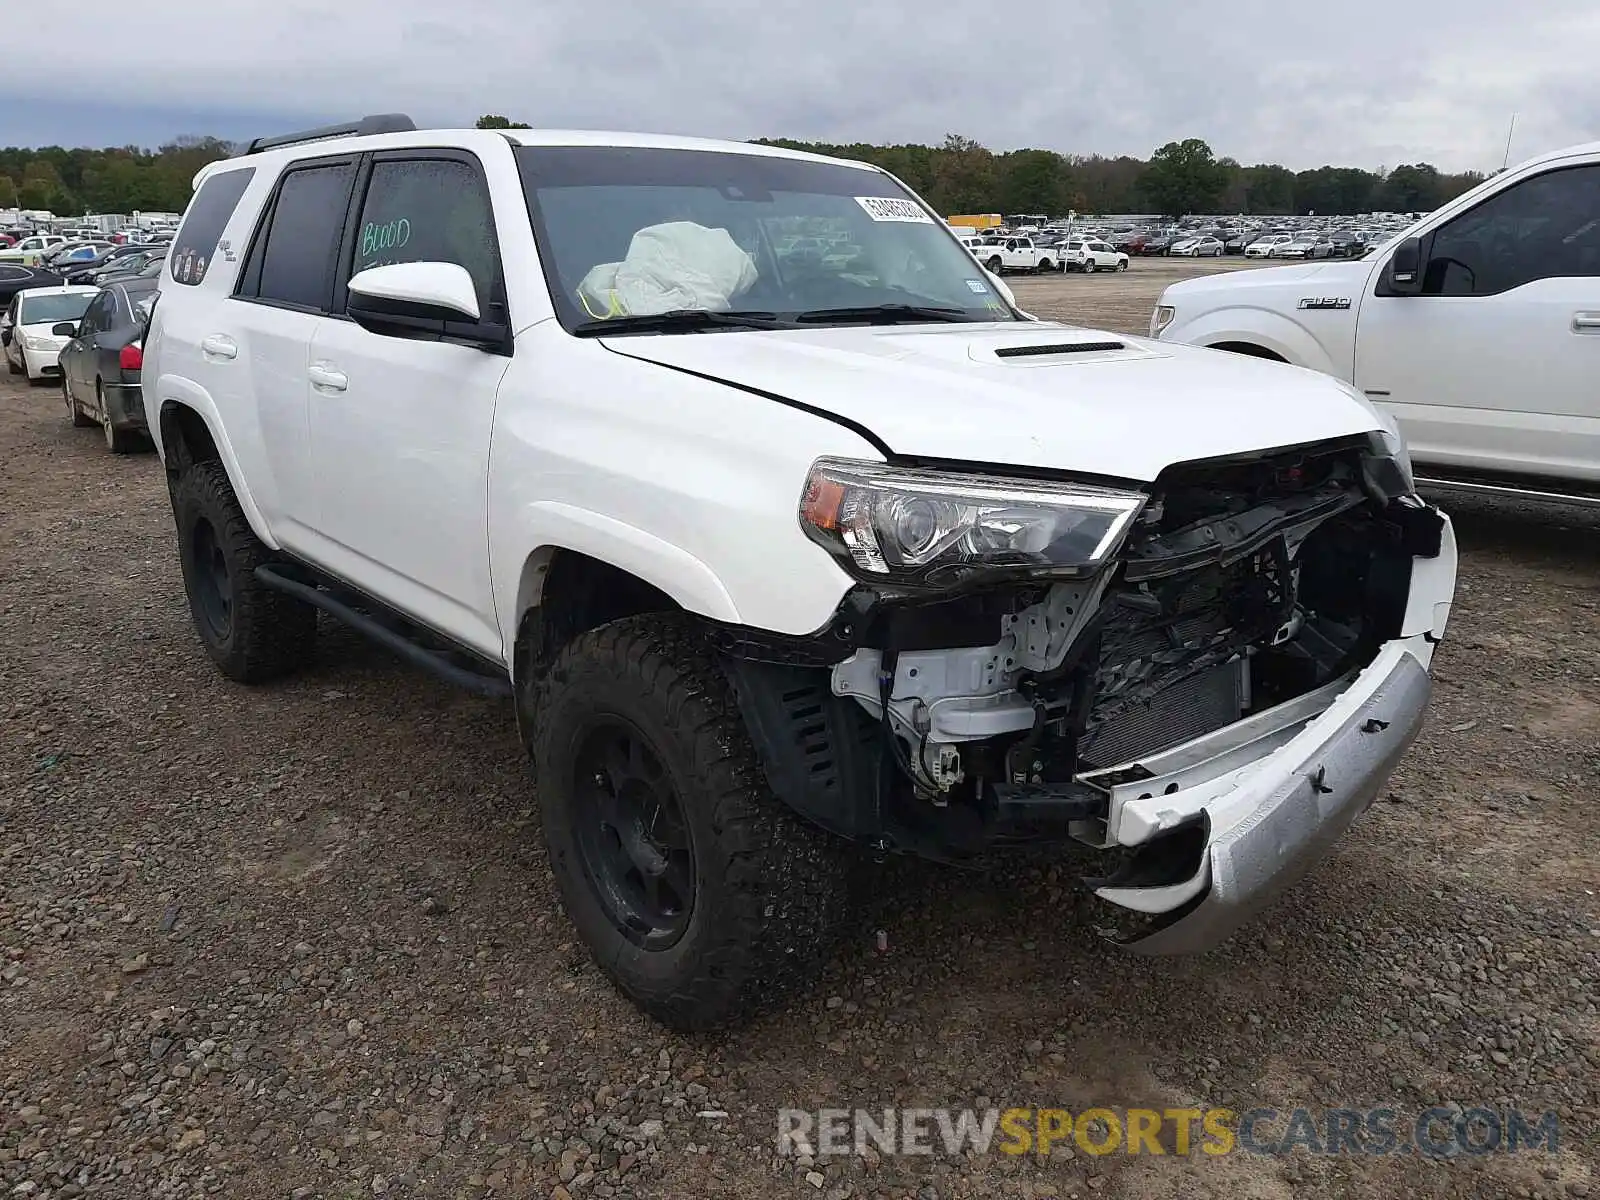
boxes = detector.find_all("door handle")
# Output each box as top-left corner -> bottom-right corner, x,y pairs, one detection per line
200,334 -> 237,360
1573,312 -> 1600,332
308,363 -> 348,392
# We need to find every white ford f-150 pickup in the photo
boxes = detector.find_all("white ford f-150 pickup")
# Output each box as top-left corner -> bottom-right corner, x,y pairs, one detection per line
1153,140 -> 1600,498
143,115 -> 1457,1031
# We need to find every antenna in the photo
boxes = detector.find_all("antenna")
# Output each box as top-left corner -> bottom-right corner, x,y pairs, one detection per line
1501,114 -> 1517,170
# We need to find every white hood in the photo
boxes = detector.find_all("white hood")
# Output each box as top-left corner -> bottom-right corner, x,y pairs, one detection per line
605,321 -> 1388,481
1163,259 -> 1367,299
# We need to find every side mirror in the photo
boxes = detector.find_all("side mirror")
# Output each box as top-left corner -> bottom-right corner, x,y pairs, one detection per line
51,322 -> 78,337
347,262 -> 508,352
1386,236 -> 1423,295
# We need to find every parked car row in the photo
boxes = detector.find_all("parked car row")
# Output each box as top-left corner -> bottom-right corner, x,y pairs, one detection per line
1,269 -> 155,454
962,233 -> 1130,274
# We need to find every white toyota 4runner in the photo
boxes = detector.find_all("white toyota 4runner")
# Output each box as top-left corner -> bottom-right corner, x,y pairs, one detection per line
1153,140 -> 1600,500
144,116 -> 1458,1031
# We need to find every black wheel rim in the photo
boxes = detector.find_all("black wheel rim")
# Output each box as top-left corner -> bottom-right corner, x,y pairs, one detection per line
570,718 -> 695,949
190,517 -> 233,641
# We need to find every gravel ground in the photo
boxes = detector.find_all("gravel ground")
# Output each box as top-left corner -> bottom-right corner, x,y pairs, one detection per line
2,261 -> 1596,1200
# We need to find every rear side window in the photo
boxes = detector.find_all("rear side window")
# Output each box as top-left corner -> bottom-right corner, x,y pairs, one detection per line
169,167 -> 254,286
244,161 -> 356,310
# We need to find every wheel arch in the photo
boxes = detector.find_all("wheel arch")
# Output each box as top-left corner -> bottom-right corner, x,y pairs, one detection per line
154,388 -> 279,549
511,546 -> 693,689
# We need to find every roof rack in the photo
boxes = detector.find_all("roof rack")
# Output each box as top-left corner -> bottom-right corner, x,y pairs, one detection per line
233,114 -> 417,158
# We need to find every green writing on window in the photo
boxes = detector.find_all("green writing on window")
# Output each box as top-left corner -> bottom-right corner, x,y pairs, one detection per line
360,218 -> 411,260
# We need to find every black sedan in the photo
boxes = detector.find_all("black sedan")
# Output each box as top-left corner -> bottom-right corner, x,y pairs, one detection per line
0,264 -> 65,306
56,279 -> 156,454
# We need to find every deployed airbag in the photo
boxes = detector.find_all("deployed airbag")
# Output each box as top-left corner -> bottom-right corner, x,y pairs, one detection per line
577,221 -> 758,319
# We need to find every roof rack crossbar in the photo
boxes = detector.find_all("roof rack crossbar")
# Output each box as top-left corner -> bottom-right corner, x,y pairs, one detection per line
234,113 -> 417,158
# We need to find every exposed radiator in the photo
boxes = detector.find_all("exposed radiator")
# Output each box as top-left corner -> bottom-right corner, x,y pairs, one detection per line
1078,658 -> 1244,769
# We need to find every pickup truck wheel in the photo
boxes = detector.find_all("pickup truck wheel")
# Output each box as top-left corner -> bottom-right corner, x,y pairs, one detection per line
985,256 -> 1002,273
532,614 -> 858,1031
172,460 -> 316,682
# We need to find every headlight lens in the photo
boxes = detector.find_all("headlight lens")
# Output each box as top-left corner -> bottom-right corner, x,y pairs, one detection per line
1150,305 -> 1176,338
23,334 -> 54,351
799,458 -> 1146,587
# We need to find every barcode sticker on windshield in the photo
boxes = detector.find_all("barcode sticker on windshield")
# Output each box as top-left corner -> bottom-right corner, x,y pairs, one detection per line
855,196 -> 935,223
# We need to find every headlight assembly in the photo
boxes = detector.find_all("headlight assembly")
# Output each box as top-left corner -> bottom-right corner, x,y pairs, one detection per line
1149,305 -> 1176,338
23,334 -> 54,351
799,458 -> 1146,587
1363,427 -> 1416,499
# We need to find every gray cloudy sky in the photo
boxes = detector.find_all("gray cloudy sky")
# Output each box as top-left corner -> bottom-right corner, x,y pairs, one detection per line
5,0 -> 1597,171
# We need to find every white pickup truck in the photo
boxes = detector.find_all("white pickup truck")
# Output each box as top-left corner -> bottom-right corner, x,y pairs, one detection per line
971,234 -> 1057,274
1154,139 -> 1600,499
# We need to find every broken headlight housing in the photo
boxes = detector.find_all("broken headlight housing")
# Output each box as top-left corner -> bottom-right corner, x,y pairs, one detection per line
799,458 -> 1146,587
1362,426 -> 1416,500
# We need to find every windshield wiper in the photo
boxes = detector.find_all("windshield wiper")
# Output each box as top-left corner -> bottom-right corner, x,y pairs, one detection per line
793,303 -> 987,325
572,309 -> 782,336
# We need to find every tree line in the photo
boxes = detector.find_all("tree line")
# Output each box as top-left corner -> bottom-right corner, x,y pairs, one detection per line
2,121 -> 1487,220
756,135 -> 1489,219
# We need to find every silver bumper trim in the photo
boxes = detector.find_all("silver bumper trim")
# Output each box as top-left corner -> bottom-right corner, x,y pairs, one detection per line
1118,645 -> 1432,955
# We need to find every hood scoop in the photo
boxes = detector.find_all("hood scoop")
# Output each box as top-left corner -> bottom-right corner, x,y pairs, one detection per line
994,340 -> 1126,358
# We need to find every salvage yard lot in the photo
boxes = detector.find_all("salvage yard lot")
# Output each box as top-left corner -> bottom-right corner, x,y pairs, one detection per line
1,257 -> 1597,1200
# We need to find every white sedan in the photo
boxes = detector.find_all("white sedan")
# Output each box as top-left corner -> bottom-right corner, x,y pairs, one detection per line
1060,238 -> 1130,272
1170,235 -> 1224,257
2,286 -> 100,383
1244,234 -> 1295,258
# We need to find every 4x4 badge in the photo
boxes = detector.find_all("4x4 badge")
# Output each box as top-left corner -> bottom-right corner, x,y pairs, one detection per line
1298,297 -> 1351,310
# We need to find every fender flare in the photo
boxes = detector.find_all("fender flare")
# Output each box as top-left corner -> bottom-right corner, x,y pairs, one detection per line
1165,308 -> 1342,378
153,374 -> 281,550
509,501 -> 742,636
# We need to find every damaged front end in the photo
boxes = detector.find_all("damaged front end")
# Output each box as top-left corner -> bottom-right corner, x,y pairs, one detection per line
718,433 -> 1456,953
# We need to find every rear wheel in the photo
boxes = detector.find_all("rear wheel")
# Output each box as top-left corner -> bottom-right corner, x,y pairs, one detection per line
64,377 -> 93,427
1084,260 -> 1096,274
1036,258 -> 1052,273
986,256 -> 1003,274
99,383 -> 138,453
172,460 -> 317,682
531,614 -> 860,1031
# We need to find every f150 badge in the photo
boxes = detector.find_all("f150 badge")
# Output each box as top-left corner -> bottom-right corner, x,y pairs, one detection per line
1298,296 -> 1351,310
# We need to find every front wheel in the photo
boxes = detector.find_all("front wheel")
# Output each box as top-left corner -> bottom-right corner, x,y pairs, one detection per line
1118,258 -> 1129,271
986,256 -> 1003,274
172,460 -> 317,682
531,615 -> 859,1031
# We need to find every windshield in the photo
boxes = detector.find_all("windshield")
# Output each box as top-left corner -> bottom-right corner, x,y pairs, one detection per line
19,292 -> 93,325
515,146 -> 1020,331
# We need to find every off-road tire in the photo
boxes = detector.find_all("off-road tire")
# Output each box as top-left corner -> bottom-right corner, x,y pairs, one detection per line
171,460 -> 316,682
530,614 -> 859,1031
64,378 -> 94,427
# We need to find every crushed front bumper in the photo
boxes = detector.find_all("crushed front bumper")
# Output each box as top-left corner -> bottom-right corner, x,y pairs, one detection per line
1083,511 -> 1456,954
